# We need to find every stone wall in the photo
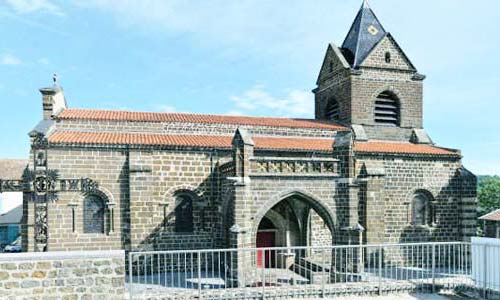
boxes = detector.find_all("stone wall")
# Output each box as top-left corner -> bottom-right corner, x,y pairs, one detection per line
357,154 -> 471,244
314,45 -> 352,123
316,63 -> 424,141
351,73 -> 423,131
24,148 -> 127,252
127,149 -> 232,251
360,36 -> 414,71
309,210 -> 332,247
0,250 -> 124,300
23,145 -> 234,253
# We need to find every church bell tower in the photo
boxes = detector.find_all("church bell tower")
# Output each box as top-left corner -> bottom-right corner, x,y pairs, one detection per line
313,1 -> 427,141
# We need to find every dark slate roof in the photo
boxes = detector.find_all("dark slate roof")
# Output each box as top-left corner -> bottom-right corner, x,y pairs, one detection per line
30,119 -> 54,136
0,159 -> 28,180
0,205 -> 22,225
458,166 -> 476,179
341,0 -> 387,68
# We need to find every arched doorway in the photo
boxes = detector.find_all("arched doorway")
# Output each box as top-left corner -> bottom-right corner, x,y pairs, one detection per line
254,193 -> 334,268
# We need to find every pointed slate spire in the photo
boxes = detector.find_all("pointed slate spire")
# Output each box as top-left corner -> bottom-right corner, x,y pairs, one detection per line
341,0 -> 387,68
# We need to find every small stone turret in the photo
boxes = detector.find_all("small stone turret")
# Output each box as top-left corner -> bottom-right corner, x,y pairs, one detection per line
39,75 -> 67,120
232,127 -> 254,179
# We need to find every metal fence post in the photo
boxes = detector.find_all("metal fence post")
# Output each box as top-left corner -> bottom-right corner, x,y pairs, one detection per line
198,252 -> 202,300
129,252 -> 133,300
483,244 -> 487,300
432,243 -> 436,293
261,249 -> 266,300
378,245 -> 382,295
321,249 -> 326,298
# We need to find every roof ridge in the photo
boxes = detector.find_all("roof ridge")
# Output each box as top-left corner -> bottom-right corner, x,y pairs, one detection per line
382,33 -> 417,71
341,4 -> 363,53
353,1 -> 368,67
356,32 -> 389,67
60,108 -> 324,122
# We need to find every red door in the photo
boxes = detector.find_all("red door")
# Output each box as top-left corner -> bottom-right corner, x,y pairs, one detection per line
256,231 -> 276,268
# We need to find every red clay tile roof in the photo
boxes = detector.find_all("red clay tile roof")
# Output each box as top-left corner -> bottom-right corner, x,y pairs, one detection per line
48,131 -> 334,152
479,209 -> 500,222
57,109 -> 346,130
355,141 -> 459,156
48,131 -> 459,156
49,131 -> 233,148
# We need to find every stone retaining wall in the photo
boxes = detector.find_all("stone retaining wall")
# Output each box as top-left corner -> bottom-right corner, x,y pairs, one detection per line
0,250 -> 125,300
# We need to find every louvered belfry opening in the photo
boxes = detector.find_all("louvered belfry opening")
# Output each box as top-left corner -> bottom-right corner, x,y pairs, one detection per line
374,91 -> 400,126
325,98 -> 340,121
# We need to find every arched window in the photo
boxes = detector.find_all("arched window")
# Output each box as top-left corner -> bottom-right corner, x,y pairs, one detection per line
385,52 -> 391,63
411,192 -> 433,226
325,98 -> 340,121
175,192 -> 194,233
83,194 -> 106,234
374,91 -> 400,126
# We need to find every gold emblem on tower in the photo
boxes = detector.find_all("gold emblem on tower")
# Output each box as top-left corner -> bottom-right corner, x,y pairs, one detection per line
367,25 -> 378,35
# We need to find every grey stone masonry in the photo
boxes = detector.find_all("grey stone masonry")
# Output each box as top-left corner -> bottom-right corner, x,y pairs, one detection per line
0,250 -> 125,300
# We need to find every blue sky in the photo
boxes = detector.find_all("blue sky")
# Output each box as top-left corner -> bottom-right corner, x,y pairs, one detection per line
0,0 -> 499,175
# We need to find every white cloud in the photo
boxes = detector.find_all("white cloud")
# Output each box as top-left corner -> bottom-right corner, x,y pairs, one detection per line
1,54 -> 23,65
5,0 -> 64,16
230,86 -> 313,118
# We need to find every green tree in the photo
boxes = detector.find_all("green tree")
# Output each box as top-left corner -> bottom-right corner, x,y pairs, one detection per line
478,176 -> 500,215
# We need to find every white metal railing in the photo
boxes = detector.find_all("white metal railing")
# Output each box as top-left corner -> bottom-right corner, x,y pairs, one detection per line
471,237 -> 500,299
127,242 -> 484,300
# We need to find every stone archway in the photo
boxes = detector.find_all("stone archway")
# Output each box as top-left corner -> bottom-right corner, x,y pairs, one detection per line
250,191 -> 336,273
252,191 -> 335,250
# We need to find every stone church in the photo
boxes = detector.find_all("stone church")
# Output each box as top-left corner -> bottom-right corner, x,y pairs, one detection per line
12,2 -> 476,253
